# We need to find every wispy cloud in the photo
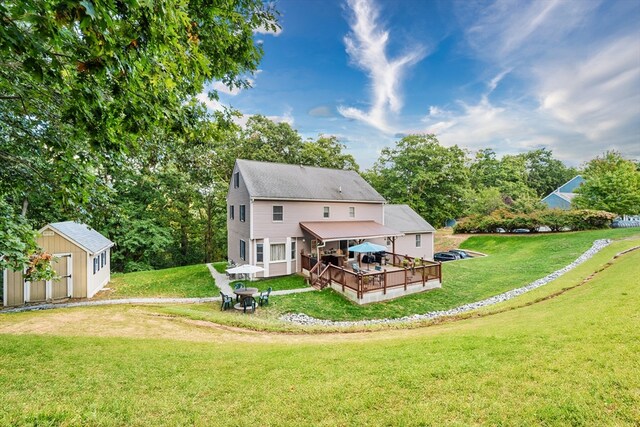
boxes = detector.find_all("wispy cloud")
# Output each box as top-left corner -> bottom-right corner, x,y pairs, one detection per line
338,0 -> 426,132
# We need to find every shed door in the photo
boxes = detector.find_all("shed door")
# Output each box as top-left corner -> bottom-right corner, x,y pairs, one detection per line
51,254 -> 72,300
29,280 -> 46,302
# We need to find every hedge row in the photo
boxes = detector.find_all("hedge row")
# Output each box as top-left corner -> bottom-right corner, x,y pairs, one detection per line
453,209 -> 617,234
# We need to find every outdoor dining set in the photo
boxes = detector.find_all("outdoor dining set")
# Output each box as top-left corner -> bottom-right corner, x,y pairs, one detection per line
220,284 -> 271,313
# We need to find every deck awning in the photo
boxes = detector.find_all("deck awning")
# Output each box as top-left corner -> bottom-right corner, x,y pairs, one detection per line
299,221 -> 404,243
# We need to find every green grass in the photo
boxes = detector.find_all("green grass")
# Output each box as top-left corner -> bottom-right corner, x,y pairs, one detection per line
108,264 -> 216,298
263,228 -> 640,321
0,243 -> 638,425
231,274 -> 310,292
211,261 -> 228,274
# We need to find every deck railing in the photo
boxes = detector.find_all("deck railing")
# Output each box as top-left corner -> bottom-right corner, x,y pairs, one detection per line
301,251 -> 441,299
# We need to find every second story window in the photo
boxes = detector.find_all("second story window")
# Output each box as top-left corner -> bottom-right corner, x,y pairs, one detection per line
233,172 -> 240,188
349,207 -> 355,218
323,206 -> 330,218
230,205 -> 234,220
240,240 -> 246,261
273,205 -> 283,221
239,205 -> 246,222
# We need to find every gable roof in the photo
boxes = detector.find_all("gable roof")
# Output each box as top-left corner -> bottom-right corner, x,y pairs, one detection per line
235,159 -> 385,202
41,221 -> 114,255
384,204 -> 435,233
542,175 -> 584,206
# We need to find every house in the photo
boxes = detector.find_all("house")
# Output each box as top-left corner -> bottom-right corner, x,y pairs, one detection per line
3,221 -> 114,307
378,204 -> 436,260
541,175 -> 585,209
227,160 -> 441,304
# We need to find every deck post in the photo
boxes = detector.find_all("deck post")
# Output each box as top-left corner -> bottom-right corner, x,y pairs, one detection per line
421,258 -> 426,286
404,267 -> 408,291
383,269 -> 387,295
357,273 -> 362,299
341,266 -> 345,291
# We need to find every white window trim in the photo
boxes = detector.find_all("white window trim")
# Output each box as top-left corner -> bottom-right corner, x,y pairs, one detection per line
349,206 -> 355,218
415,234 -> 422,248
269,243 -> 286,263
323,206 -> 330,218
240,239 -> 246,261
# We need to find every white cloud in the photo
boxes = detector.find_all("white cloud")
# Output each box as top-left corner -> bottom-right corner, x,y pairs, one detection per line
267,107 -> 295,126
211,79 -> 255,97
308,105 -> 334,118
338,0 -> 427,133
196,92 -> 224,112
253,22 -> 282,36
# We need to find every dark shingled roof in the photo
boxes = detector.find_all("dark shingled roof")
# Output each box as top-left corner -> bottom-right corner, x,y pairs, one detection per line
46,221 -> 114,254
236,159 -> 385,202
384,205 -> 435,233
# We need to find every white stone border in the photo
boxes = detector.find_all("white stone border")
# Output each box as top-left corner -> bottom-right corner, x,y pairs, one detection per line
280,239 -> 612,327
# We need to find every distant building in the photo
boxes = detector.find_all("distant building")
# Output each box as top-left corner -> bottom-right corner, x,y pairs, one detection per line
541,175 -> 585,210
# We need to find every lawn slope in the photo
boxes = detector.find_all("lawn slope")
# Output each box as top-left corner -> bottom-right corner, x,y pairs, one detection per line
0,245 -> 638,425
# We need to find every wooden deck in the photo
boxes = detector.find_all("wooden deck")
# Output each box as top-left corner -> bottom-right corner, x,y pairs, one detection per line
301,252 -> 442,304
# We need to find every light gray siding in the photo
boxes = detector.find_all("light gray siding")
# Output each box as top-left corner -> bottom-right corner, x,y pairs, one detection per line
227,164 -> 252,263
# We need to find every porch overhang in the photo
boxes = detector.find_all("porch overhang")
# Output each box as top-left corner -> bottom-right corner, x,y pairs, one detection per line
299,221 -> 403,243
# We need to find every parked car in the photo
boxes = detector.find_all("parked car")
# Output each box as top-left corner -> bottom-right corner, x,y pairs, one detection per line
449,249 -> 470,259
495,228 -> 506,233
434,252 -> 458,262
513,228 -> 530,233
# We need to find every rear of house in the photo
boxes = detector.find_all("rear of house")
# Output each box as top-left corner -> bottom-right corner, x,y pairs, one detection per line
379,204 -> 436,260
3,221 -> 114,307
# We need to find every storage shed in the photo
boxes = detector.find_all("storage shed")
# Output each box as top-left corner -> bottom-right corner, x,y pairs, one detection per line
3,221 -> 114,307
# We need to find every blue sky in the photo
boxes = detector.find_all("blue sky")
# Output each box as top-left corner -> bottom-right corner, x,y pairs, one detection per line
200,0 -> 640,169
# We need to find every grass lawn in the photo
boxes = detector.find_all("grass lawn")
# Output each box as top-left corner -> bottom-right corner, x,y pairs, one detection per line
211,261 -> 227,274
230,274 -> 309,292
106,264 -> 215,298
0,241 -> 638,425
262,228 -> 640,321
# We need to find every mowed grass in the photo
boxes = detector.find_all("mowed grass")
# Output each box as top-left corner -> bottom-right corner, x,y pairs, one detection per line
265,228 -> 640,320
0,245 -> 638,425
107,264 -> 215,298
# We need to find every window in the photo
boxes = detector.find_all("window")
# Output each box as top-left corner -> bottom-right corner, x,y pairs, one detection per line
93,257 -> 98,274
256,243 -> 263,263
415,234 -> 422,248
273,205 -> 283,221
291,241 -> 296,260
240,240 -> 246,261
101,252 -> 106,268
270,243 -> 286,262
323,206 -> 330,218
233,172 -> 240,188
239,205 -> 246,222
349,206 -> 355,218
230,205 -> 234,220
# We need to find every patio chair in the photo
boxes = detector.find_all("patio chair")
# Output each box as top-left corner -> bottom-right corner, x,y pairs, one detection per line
233,282 -> 245,302
374,265 -> 382,272
242,296 -> 257,314
220,292 -> 233,311
259,287 -> 272,306
352,263 -> 361,273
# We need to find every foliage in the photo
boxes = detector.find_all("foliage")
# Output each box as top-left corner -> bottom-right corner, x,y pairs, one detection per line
366,134 -> 469,227
464,187 -> 505,216
573,151 -> 640,215
454,209 -> 617,233
0,198 -> 56,281
0,0 -> 279,274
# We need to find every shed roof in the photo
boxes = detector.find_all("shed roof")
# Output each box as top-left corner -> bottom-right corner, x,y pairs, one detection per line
43,221 -> 114,254
384,205 -> 435,233
235,159 -> 385,202
299,221 -> 403,242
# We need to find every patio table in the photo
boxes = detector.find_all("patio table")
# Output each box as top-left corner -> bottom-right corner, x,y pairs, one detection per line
233,287 -> 258,310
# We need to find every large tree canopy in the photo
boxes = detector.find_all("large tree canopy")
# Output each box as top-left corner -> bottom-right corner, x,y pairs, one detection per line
573,151 -> 640,216
0,0 -> 278,273
365,134 -> 469,227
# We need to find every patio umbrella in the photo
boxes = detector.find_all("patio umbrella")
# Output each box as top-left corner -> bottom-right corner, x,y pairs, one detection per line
348,242 -> 387,268
226,264 -> 264,281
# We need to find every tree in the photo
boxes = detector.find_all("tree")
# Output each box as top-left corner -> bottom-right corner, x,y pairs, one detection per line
1,0 -> 278,273
366,134 -> 470,227
573,151 -> 640,215
522,148 -> 578,197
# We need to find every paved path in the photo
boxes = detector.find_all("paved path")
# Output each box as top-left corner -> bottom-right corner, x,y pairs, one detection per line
1,264 -> 315,314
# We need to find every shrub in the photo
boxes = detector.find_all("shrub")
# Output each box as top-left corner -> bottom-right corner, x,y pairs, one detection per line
453,209 -> 616,234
